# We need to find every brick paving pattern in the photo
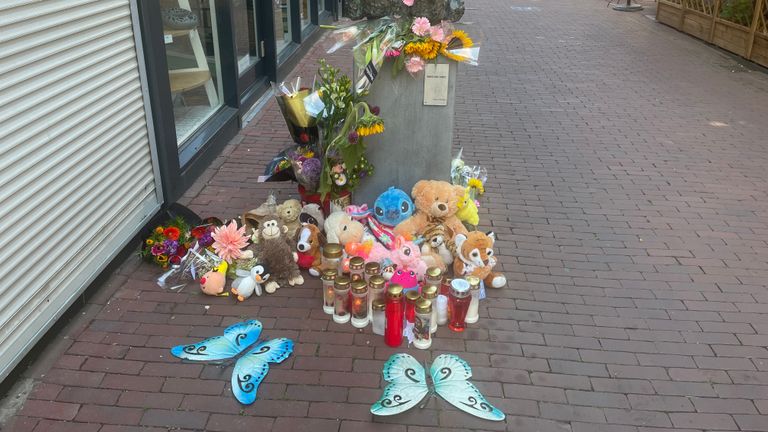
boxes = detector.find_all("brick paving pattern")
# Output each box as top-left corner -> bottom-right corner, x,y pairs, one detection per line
6,0 -> 768,430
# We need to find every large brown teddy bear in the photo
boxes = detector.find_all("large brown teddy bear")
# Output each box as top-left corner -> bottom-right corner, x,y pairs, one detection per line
394,180 -> 468,240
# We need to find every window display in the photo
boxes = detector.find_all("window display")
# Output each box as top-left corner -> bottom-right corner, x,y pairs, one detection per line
274,0 -> 291,53
160,0 -> 223,144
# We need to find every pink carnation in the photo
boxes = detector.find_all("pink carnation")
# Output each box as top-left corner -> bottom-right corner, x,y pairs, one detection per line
405,56 -> 425,75
411,17 -> 431,37
385,48 -> 401,57
429,25 -> 445,42
403,0 -> 414,5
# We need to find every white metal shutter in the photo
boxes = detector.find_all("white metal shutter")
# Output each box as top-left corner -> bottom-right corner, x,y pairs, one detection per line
0,0 -> 162,380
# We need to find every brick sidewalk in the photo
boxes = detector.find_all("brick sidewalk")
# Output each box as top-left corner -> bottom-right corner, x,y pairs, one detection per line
7,0 -> 768,431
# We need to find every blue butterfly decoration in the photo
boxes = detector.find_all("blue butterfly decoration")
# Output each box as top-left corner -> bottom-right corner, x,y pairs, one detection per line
170,320 -> 292,405
371,353 -> 505,422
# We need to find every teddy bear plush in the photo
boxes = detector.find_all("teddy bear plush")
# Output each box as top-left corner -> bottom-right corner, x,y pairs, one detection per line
394,180 -> 468,240
324,211 -> 365,246
419,223 -> 453,271
277,199 -> 302,240
452,231 -> 507,289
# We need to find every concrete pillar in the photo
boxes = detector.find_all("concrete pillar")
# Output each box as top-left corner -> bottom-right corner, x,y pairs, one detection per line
354,57 -> 457,204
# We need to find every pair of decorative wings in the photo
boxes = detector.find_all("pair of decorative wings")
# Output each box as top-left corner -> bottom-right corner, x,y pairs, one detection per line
371,353 -> 505,422
170,320 -> 293,405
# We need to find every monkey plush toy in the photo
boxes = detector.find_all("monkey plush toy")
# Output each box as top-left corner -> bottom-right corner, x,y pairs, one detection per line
251,214 -> 304,293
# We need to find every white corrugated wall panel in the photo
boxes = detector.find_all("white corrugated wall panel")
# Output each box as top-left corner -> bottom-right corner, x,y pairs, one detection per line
0,0 -> 162,380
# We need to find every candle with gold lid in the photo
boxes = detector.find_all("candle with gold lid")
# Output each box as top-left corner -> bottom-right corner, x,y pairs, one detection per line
320,269 -> 337,314
448,279 -> 471,332
425,266 -> 443,287
413,299 -> 433,350
350,280 -> 369,328
349,256 -> 365,282
364,261 -> 381,283
421,284 -> 439,334
332,276 -> 351,324
385,284 -> 404,347
465,276 -> 481,324
405,290 -> 420,324
372,299 -> 386,335
440,276 -> 452,296
322,243 -> 343,272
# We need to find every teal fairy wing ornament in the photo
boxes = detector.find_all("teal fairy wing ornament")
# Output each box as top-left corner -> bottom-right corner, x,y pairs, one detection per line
371,353 -> 505,422
170,320 -> 293,405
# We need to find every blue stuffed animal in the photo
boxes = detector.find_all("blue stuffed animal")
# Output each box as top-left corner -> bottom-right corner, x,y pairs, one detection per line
373,187 -> 414,227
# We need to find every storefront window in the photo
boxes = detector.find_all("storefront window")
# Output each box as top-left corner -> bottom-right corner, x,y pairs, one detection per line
233,0 -> 259,75
300,0 -> 311,29
160,0 -> 223,144
274,0 -> 291,53
316,0 -> 325,15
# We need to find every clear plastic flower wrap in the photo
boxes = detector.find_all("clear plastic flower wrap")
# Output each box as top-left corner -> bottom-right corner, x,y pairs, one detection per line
352,22 -> 400,94
156,243 -> 222,291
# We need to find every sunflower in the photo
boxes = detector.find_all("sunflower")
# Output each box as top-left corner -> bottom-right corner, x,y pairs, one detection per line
441,30 -> 474,62
404,40 -> 440,60
145,239 -> 154,246
357,123 -> 385,137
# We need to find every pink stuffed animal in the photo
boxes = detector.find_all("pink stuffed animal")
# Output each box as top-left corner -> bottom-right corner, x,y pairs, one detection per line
368,236 -> 427,281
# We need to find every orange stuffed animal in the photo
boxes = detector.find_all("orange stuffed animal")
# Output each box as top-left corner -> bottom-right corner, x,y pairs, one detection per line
452,231 -> 507,289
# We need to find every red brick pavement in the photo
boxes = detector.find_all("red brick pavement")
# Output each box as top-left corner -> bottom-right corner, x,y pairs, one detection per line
6,0 -> 768,430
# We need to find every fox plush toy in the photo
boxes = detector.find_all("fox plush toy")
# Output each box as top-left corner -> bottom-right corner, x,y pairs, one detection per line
452,231 -> 507,289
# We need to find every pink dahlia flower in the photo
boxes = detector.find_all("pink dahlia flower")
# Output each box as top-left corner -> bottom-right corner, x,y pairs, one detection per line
211,220 -> 249,263
403,0 -> 414,5
405,56 -> 425,75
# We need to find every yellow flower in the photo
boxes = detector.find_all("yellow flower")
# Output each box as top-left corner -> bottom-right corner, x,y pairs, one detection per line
357,123 -> 385,137
404,40 -> 440,60
145,239 -> 154,245
467,178 -> 484,195
154,226 -> 164,234
304,150 -> 315,158
157,254 -> 168,263
441,30 -> 474,62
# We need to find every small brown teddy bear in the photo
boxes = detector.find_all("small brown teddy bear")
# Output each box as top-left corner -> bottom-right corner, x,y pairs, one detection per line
452,231 -> 507,289
251,214 -> 304,293
277,199 -> 302,240
394,180 -> 468,240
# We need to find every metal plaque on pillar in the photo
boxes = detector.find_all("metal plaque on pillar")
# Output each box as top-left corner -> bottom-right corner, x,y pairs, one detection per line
354,57 -> 457,204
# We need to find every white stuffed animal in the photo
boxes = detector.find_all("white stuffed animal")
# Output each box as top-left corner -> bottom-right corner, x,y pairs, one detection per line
231,264 -> 269,301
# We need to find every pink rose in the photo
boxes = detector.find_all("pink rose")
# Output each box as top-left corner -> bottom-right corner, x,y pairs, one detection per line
403,0 -> 414,5
411,17 -> 431,37
405,56 -> 425,75
430,25 -> 445,42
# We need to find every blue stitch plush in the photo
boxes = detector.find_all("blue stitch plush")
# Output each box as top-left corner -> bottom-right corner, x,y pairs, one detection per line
373,187 -> 414,227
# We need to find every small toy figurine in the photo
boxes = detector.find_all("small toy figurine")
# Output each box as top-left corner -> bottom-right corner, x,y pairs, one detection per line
231,264 -> 270,301
200,261 -> 229,296
296,223 -> 324,276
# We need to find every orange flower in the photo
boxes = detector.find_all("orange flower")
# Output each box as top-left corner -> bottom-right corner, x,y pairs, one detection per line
163,227 -> 181,240
154,226 -> 164,234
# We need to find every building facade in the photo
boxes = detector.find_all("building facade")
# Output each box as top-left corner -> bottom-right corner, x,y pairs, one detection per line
0,0 -> 333,382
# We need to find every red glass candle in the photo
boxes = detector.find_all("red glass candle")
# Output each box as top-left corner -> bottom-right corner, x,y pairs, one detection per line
448,279 -> 471,332
385,284 -> 404,347
440,277 -> 452,296
404,290 -> 420,324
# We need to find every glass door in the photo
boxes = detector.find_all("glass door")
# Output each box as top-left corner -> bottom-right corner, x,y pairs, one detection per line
233,0 -> 272,106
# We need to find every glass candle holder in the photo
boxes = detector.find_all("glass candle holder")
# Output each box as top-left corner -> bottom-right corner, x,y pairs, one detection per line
349,256 -> 365,282
465,276 -> 481,324
440,277 -> 452,296
405,290 -> 420,324
425,266 -> 443,288
322,243 -> 343,272
332,276 -> 351,324
350,280 -> 369,328
364,261 -> 381,283
368,274 -> 386,321
372,299 -> 386,335
385,284 -> 404,347
413,299 -> 433,350
436,294 -> 449,325
448,279 -> 471,332
421,284 -> 439,334
320,269 -> 337,315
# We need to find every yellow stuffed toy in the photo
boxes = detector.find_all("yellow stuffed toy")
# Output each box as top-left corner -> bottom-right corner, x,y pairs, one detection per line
456,187 -> 479,227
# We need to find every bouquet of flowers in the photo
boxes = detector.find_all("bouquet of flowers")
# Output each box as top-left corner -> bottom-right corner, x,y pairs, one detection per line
451,148 -> 487,200
141,217 -> 193,268
289,147 -> 322,193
